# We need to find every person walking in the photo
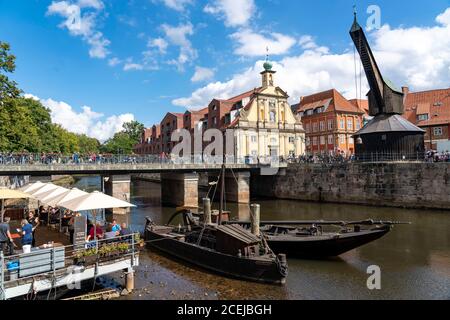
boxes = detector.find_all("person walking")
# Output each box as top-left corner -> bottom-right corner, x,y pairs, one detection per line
0,217 -> 15,256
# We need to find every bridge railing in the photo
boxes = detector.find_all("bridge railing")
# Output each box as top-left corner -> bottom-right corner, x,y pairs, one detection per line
0,153 -> 289,167
0,233 -> 140,300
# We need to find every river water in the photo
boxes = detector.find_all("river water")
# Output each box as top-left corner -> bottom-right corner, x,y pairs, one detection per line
75,176 -> 450,300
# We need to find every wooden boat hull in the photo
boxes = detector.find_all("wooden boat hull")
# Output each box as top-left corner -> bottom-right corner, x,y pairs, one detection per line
145,228 -> 287,285
266,227 -> 391,259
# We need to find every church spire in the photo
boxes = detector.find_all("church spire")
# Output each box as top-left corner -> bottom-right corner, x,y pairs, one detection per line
263,46 -> 273,71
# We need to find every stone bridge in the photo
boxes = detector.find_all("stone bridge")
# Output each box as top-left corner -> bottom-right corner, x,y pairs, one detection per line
0,162 -> 287,209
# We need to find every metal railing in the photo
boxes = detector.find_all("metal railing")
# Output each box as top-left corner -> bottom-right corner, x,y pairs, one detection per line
0,233 -> 140,300
284,152 -> 450,164
0,153 -> 288,167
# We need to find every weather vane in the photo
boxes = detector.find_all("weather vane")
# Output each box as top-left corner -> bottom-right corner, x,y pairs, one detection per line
266,46 -> 269,62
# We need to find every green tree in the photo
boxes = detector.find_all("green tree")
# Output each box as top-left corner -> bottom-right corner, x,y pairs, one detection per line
0,98 -> 41,152
0,42 -> 21,101
123,120 -> 145,142
101,132 -> 135,154
100,121 -> 144,154
77,134 -> 100,154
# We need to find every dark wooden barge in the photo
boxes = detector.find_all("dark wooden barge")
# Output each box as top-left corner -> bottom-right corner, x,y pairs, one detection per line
144,214 -> 288,284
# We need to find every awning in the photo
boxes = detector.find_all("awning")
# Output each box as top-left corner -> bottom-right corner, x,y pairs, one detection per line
35,186 -> 69,203
44,188 -> 89,208
0,188 -> 35,222
20,181 -> 47,194
58,191 -> 136,211
30,183 -> 60,197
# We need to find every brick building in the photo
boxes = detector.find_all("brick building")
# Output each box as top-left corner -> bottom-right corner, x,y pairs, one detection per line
133,128 -> 152,154
293,89 -> 365,155
160,112 -> 184,155
402,87 -> 450,151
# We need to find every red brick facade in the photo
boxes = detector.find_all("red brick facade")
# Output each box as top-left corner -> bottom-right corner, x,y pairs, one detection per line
293,89 -> 366,155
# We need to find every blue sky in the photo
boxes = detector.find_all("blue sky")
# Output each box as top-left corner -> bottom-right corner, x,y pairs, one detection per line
1,0 -> 449,141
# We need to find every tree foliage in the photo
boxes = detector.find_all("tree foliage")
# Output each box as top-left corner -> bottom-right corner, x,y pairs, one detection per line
0,41 -> 142,154
0,41 -> 21,100
101,121 -> 144,154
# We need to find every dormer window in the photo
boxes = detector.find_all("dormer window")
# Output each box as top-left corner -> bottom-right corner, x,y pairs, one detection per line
417,114 -> 429,121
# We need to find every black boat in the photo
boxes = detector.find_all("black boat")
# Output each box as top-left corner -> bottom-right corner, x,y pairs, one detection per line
144,165 -> 288,285
144,215 -> 287,284
224,220 -> 408,259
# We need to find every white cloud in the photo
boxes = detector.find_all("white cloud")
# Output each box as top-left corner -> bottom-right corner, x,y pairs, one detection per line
230,29 -> 297,57
27,95 -> 134,142
148,37 -> 169,54
191,66 -> 215,82
158,0 -> 193,12
108,57 -> 121,67
161,23 -> 197,70
436,8 -> 450,26
204,0 -> 255,27
77,0 -> 104,10
123,62 -> 144,71
174,8 -> 450,109
47,1 -> 110,59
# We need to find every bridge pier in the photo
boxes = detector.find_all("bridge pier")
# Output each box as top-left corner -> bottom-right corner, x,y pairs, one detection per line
208,171 -> 250,204
161,173 -> 199,208
104,175 -> 131,214
29,176 -> 52,183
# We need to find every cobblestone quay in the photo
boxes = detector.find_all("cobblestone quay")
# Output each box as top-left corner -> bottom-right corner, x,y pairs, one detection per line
251,163 -> 450,210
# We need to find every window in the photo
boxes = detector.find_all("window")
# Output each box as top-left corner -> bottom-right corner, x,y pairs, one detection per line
328,120 -> 333,131
313,122 -> 318,132
340,119 -> 345,129
339,135 -> 346,144
212,105 -> 217,111
289,136 -> 295,143
434,127 -> 443,136
320,121 -> 325,132
355,119 -> 361,130
328,135 -> 333,146
305,123 -> 311,133
270,138 -> 277,145
313,137 -> 318,146
347,119 -> 353,130
417,114 -> 429,121
212,117 -> 217,126
320,136 -> 325,145
306,137 -> 310,146
251,135 -> 257,143
349,137 -> 354,144
306,109 -> 313,116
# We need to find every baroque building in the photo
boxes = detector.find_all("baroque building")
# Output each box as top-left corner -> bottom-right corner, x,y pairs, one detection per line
226,60 -> 306,161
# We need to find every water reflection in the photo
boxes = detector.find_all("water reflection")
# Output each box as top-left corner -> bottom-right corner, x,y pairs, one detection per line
75,177 -> 450,300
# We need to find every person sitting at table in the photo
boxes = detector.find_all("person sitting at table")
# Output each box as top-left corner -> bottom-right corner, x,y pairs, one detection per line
86,222 -> 104,241
111,219 -> 121,235
21,219 -> 33,253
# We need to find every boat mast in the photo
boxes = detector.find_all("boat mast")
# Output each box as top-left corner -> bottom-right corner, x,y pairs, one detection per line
218,163 -> 225,225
